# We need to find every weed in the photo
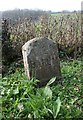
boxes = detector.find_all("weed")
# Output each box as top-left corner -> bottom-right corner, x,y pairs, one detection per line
0,60 -> 82,119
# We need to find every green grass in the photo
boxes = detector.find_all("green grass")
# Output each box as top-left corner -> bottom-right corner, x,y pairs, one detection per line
0,60 -> 83,119
51,13 -> 80,17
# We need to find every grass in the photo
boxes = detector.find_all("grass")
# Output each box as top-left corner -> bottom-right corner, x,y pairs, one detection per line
0,60 -> 83,119
51,13 -> 80,17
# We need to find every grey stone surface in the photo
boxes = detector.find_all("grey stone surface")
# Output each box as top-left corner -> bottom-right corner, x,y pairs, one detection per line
22,37 -> 62,86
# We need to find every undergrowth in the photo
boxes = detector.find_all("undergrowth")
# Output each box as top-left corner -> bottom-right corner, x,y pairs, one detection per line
0,60 -> 83,119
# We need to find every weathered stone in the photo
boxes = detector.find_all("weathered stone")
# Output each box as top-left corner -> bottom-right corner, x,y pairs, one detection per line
22,37 -> 62,86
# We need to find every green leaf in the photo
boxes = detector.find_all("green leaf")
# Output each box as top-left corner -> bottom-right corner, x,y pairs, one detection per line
2,77 -> 8,80
17,103 -> 24,112
55,97 -> 61,118
53,97 -> 61,118
0,113 -> 3,120
47,108 -> 53,115
70,97 -> 78,105
28,101 -> 36,111
13,87 -> 19,95
0,81 -> 7,86
46,77 -> 56,86
1,89 -> 5,95
44,86 -> 52,99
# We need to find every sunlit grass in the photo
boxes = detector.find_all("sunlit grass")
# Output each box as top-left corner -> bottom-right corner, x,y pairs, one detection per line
0,60 -> 82,119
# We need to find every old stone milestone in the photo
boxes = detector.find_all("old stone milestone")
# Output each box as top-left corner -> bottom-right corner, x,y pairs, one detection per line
22,37 -> 62,86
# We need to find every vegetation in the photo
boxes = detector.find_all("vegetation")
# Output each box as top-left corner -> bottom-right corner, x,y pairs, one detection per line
2,9 -> 48,23
1,10 -> 83,119
0,60 -> 82,119
2,11 -> 82,65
